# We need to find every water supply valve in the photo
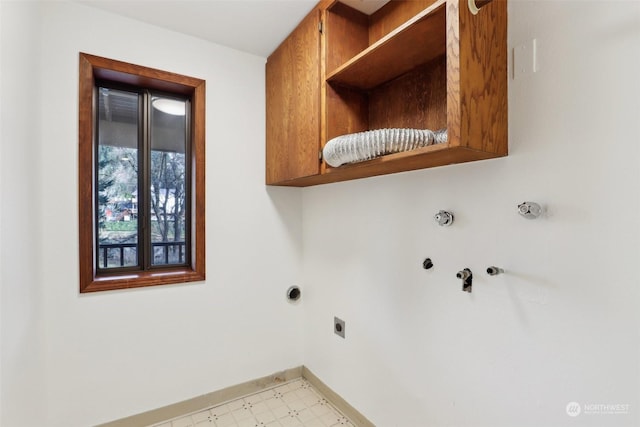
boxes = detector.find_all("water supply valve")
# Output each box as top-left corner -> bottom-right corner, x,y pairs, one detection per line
518,201 -> 542,219
456,268 -> 473,293
434,210 -> 454,226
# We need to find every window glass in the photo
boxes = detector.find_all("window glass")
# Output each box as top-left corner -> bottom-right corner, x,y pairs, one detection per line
150,96 -> 188,266
97,87 -> 140,269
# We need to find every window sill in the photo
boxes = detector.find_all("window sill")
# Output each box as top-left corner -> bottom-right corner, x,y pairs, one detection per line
80,268 -> 205,293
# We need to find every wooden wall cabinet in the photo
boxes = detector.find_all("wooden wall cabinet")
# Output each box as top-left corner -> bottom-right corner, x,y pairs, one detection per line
266,0 -> 507,186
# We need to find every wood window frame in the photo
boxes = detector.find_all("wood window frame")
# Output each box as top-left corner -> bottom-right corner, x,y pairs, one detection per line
79,52 -> 205,293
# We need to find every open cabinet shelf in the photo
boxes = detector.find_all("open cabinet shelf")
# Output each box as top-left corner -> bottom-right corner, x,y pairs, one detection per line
266,0 -> 507,186
326,0 -> 446,90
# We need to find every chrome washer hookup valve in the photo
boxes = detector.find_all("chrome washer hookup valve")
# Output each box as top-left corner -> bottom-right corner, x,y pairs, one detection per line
434,210 -> 454,226
518,202 -> 542,219
456,268 -> 473,293
486,266 -> 504,276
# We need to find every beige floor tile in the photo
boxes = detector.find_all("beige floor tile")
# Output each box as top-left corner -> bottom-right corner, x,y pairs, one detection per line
270,404 -> 290,419
318,411 -> 342,427
191,410 -> 212,423
237,418 -> 255,427
151,379 -> 354,427
171,416 -> 195,427
265,396 -> 286,410
255,410 -> 277,424
278,416 -> 301,427
215,412 -> 237,427
231,407 -> 253,421
295,408 -> 315,424
225,399 -> 244,412
309,402 -> 331,417
287,399 -> 307,412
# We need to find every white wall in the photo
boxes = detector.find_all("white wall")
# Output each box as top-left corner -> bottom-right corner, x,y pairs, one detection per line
0,0 -> 3,421
2,1 -> 639,426
0,1 -> 47,425
1,1 -> 304,426
302,1 -> 640,427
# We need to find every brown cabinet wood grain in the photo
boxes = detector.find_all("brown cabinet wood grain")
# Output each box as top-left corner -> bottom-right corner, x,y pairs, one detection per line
266,9 -> 321,184
266,0 -> 507,186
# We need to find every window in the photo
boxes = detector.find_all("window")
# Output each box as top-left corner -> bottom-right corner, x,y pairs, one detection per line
79,53 -> 205,292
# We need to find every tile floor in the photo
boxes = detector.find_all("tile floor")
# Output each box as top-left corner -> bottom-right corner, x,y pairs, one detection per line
151,378 -> 355,427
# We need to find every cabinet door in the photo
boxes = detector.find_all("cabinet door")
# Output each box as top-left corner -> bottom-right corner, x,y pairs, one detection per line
266,9 -> 321,184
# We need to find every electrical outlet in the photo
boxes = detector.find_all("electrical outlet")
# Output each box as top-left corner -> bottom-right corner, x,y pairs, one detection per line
334,317 -> 345,338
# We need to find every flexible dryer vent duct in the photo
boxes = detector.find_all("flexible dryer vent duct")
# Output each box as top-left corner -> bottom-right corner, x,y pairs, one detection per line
323,128 -> 448,168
